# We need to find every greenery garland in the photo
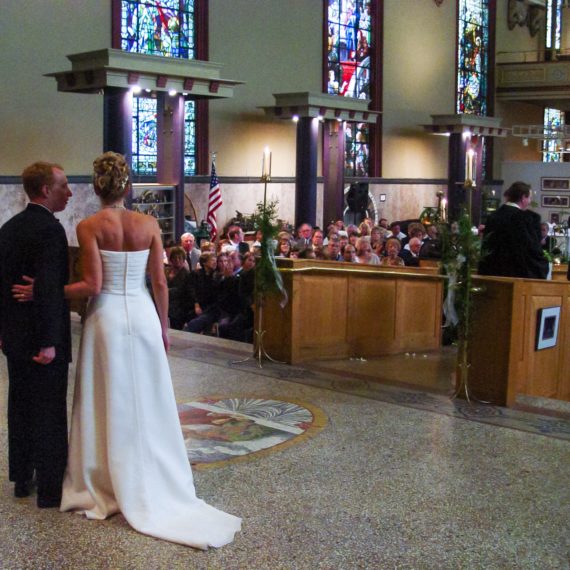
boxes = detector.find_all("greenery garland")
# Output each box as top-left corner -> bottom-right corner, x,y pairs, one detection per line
439,211 -> 484,393
252,199 -> 287,304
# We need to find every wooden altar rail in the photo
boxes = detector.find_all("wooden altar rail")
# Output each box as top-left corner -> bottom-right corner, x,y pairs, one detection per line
260,259 -> 444,364
468,276 -> 570,406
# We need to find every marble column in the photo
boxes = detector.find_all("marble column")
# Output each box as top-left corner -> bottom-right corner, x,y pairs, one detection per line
103,87 -> 132,160
323,120 -> 345,227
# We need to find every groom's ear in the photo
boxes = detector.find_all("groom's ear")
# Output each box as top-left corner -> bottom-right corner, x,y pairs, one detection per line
39,183 -> 51,199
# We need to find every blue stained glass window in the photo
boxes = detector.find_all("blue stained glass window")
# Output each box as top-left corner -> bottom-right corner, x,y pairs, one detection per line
327,0 -> 373,176
543,108 -> 564,163
345,122 -> 369,177
457,0 -> 489,116
546,0 -> 561,49
132,96 -> 158,176
184,100 -> 196,175
121,0 -> 195,59
121,1 -> 197,177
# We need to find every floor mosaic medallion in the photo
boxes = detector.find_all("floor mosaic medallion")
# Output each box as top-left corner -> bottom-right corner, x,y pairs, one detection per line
177,397 -> 327,469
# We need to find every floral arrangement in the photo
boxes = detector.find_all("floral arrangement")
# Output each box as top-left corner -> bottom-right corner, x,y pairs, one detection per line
439,211 -> 484,396
252,199 -> 287,304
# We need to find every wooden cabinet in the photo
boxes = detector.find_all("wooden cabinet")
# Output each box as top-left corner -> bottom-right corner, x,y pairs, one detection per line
130,183 -> 176,244
468,276 -> 570,405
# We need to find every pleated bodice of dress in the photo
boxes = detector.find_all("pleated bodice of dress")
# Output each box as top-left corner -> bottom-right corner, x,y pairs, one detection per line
99,249 -> 149,295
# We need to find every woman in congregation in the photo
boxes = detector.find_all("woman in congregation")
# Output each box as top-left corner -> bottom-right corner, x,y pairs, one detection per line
354,237 -> 380,265
276,234 -> 292,257
358,221 -> 371,237
380,237 -> 406,267
185,251 -> 220,334
17,152 -> 241,548
369,225 -> 384,249
165,246 -> 195,330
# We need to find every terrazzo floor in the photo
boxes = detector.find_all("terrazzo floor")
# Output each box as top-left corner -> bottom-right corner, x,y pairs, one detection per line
0,317 -> 569,569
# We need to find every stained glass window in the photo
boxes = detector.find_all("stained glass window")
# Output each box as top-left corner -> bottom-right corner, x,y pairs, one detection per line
546,0 -> 561,50
132,96 -> 158,176
121,0 -> 195,58
184,100 -> 196,175
345,122 -> 369,177
120,1 -> 198,177
327,0 -> 373,176
543,108 -> 564,163
457,0 -> 489,116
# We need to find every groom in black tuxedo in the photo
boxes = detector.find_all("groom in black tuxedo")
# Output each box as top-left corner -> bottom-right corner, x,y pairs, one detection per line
0,162 -> 72,508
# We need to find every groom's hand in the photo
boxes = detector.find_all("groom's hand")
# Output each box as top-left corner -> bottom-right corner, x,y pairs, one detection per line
33,346 -> 55,365
12,275 -> 34,302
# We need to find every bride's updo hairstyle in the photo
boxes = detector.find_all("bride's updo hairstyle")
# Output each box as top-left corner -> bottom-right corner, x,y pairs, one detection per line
93,152 -> 130,203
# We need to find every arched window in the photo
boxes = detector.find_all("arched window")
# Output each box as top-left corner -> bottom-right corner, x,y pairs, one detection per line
546,0 -> 562,50
326,0 -> 379,177
456,0 -> 490,116
114,0 -> 199,176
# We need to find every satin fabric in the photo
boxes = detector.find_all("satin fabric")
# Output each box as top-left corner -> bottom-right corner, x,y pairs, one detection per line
61,250 -> 241,549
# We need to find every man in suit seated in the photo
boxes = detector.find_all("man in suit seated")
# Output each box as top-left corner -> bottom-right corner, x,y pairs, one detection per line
400,237 -> 422,267
180,232 -> 201,271
295,223 -> 313,248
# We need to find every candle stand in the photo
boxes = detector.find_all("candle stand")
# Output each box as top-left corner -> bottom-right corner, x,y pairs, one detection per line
233,150 -> 284,368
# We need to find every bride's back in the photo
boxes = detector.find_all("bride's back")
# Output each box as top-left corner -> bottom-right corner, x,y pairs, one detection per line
92,209 -> 157,253
89,152 -> 159,253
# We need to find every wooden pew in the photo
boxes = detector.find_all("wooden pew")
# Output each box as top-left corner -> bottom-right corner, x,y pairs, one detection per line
260,258 -> 444,364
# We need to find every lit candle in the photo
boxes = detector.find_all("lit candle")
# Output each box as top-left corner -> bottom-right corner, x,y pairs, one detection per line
465,151 -> 470,182
441,198 -> 448,222
262,146 -> 272,180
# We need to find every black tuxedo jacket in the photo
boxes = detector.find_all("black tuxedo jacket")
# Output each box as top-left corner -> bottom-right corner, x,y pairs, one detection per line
0,204 -> 71,362
399,249 -> 419,267
478,204 -> 548,280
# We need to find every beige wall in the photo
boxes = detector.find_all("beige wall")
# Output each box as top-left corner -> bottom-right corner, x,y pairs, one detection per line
209,0 -> 322,178
382,0 -> 456,179
493,0 -> 546,177
495,0 -> 543,57
495,101 -> 543,166
0,0 -> 109,175
1,0 -> 554,229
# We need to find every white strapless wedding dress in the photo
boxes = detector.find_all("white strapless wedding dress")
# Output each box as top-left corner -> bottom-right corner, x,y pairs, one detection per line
60,250 -> 241,549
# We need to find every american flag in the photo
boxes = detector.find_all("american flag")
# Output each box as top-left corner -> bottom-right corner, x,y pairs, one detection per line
207,160 -> 222,241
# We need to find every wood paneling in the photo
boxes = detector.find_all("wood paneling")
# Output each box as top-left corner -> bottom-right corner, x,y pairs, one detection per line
262,259 -> 444,364
296,275 -> 350,360
468,276 -> 570,405
348,276 -> 396,356
395,280 -> 442,351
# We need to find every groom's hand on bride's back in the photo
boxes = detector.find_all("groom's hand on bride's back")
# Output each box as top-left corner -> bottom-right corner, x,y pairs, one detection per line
33,346 -> 56,365
12,275 -> 34,302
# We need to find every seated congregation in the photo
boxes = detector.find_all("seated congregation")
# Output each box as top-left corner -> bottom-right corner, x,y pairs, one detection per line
163,217 -> 443,338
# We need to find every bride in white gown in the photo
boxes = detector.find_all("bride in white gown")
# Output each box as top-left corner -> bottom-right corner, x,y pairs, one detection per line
59,153 -> 241,548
